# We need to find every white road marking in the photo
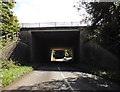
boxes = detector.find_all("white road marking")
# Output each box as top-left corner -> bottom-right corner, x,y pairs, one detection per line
58,66 -> 74,91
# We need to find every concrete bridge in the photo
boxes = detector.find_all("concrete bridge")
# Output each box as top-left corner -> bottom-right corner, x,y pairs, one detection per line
10,22 -> 119,73
4,22 -> 120,91
18,22 -> 85,64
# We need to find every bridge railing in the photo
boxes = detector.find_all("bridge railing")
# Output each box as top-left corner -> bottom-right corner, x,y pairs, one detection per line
20,22 -> 83,28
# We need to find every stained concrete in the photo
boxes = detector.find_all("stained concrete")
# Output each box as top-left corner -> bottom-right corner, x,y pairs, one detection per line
10,27 -> 119,72
31,31 -> 80,64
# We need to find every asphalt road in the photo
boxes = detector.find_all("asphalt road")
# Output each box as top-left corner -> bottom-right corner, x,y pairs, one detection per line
2,64 -> 120,91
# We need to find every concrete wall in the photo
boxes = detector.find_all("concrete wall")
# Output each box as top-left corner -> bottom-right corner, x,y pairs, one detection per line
0,41 -> 17,60
31,31 -> 80,64
80,31 -> 119,72
10,28 -> 80,65
10,31 -> 31,64
11,27 -> 119,71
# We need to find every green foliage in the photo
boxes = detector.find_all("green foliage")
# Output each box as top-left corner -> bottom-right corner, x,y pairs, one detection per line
0,33 -> 18,49
0,66 -> 33,87
75,1 -> 120,57
0,0 -> 19,50
0,58 -> 18,69
91,69 -> 110,78
91,69 -> 120,83
0,59 -> 33,88
65,50 -> 72,57
74,63 -> 120,84
74,1 -> 120,83
0,0 -> 20,35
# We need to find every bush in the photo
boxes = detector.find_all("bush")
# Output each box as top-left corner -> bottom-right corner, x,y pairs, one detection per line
0,59 -> 33,88
0,34 -> 19,49
0,58 -> 17,69
73,63 -> 120,84
91,69 -> 120,84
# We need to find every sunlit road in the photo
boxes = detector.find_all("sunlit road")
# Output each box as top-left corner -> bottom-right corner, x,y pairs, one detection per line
3,64 -> 120,91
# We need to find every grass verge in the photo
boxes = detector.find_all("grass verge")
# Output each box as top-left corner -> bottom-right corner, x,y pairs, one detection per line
0,59 -> 33,89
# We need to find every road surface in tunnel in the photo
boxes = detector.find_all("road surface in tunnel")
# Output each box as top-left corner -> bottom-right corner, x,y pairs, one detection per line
3,63 -> 120,91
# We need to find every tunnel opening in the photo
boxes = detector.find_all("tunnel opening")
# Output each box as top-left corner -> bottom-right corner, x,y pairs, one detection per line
51,48 -> 73,62
31,31 -> 80,65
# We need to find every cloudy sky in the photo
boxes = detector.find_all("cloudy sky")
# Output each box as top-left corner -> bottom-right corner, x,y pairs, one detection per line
13,0 -> 86,23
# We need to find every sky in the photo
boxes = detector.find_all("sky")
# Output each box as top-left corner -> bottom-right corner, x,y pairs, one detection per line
13,0 -> 86,23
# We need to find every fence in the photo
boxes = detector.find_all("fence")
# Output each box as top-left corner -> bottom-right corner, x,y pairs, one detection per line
20,22 -> 83,28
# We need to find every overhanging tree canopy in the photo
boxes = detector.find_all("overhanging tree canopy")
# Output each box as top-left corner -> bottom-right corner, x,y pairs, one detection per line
0,0 -> 19,35
74,1 -> 120,57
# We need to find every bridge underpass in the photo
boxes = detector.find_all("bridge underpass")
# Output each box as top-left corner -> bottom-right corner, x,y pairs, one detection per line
6,22 -> 120,91
10,22 -> 84,66
31,31 -> 80,64
11,22 -> 119,71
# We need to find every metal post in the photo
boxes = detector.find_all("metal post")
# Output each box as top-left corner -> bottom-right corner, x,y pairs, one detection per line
22,23 -> 23,28
55,22 -> 56,27
71,22 -> 73,27
39,23 -> 40,27
79,21 -> 80,25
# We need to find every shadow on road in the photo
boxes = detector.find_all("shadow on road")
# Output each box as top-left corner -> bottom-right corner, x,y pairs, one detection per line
33,62 -> 86,73
2,71 -> 120,92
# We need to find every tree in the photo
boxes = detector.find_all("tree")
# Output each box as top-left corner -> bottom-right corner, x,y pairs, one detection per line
0,0 -> 19,37
74,1 -> 120,57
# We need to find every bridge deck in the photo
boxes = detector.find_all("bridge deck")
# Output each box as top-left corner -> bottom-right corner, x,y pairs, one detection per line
20,22 -> 86,31
20,22 -> 86,28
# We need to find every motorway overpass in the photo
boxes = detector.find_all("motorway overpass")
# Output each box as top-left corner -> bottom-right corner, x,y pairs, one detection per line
10,22 -> 119,72
19,22 -> 85,64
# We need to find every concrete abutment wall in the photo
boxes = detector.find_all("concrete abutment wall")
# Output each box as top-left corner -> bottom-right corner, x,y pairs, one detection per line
31,31 -> 80,64
10,27 -> 119,72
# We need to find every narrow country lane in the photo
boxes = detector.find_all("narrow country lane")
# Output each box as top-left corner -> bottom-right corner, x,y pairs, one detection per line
2,64 -> 120,91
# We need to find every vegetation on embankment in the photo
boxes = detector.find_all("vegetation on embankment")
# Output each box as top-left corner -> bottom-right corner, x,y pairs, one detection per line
91,68 -> 120,84
0,33 -> 19,49
0,0 -> 20,49
73,62 -> 120,85
0,58 -> 33,89
74,1 -> 120,85
0,1 -> 33,89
